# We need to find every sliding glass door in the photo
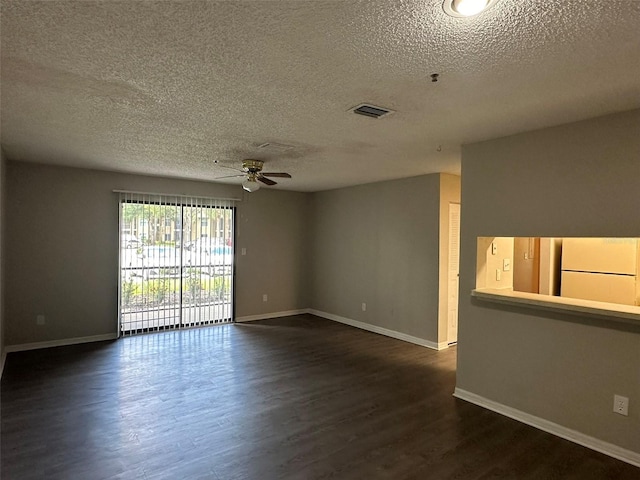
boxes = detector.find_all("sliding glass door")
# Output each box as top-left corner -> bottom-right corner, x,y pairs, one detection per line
118,194 -> 234,335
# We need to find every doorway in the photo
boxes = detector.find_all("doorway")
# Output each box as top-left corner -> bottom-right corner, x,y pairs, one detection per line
513,237 -> 540,293
447,202 -> 461,344
118,194 -> 234,335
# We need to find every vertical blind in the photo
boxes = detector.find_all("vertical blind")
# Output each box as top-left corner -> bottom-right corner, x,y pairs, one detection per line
118,192 -> 236,335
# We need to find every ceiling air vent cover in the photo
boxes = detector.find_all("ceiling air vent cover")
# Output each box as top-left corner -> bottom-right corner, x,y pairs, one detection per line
351,103 -> 394,119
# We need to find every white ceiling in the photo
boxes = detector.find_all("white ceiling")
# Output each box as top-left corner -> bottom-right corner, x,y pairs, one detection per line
1,0 -> 639,192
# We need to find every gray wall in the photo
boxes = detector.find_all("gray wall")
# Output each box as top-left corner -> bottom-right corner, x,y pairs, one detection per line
457,109 -> 640,453
5,162 -> 311,345
5,162 -> 449,348
310,174 -> 442,343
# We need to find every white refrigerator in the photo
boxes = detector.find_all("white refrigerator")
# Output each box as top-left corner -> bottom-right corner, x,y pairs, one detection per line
560,238 -> 640,306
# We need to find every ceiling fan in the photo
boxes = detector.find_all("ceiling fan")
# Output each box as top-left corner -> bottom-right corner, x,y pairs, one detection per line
216,159 -> 292,192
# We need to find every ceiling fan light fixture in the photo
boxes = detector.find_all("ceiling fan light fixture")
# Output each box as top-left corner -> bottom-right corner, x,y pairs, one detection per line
214,159 -> 290,191
242,177 -> 260,192
443,0 -> 499,17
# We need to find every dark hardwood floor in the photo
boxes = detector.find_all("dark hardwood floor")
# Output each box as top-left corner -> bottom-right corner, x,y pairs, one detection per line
2,314 -> 638,479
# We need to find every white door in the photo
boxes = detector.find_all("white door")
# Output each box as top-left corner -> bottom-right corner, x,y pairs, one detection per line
447,203 -> 461,344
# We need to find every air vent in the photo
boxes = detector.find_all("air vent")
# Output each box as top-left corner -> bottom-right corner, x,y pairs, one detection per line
351,103 -> 394,119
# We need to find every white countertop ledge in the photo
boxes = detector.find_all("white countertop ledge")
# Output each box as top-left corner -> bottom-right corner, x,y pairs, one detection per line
472,288 -> 640,324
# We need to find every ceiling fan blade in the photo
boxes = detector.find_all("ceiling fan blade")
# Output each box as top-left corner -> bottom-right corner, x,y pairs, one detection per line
213,174 -> 245,180
257,176 -> 277,186
261,172 -> 292,178
217,164 -> 244,173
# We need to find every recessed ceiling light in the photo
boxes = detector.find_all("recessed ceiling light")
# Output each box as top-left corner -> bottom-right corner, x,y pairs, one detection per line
443,0 -> 499,18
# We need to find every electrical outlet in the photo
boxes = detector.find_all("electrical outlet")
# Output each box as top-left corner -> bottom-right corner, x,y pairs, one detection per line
241,248 -> 246,256
262,294 -> 268,302
613,395 -> 629,416
496,269 -> 501,281
36,315 -> 45,326
362,303 -> 367,312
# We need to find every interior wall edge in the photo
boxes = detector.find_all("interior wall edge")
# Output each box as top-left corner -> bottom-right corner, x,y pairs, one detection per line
0,148 -> 6,377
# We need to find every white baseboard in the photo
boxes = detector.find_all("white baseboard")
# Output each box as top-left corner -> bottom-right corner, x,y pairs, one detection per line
235,309 -> 308,323
5,333 -> 118,354
308,309 -> 448,350
454,387 -> 640,468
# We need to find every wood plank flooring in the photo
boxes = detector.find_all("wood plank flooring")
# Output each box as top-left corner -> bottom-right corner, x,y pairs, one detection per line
2,314 -> 638,479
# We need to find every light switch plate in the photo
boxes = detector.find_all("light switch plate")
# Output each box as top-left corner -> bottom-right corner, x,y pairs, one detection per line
503,258 -> 511,271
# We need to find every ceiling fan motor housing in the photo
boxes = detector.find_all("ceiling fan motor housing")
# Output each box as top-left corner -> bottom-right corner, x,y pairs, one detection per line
242,159 -> 264,173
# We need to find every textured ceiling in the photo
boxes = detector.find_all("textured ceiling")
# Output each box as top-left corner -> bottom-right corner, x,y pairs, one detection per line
1,0 -> 639,192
